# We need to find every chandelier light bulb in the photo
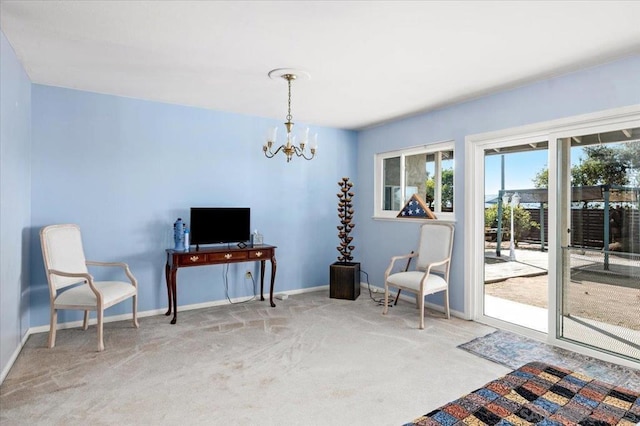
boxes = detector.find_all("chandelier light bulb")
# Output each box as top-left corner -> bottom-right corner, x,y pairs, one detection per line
301,127 -> 309,145
267,127 -> 277,144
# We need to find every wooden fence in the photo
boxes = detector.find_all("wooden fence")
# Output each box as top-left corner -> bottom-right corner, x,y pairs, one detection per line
520,208 -> 639,253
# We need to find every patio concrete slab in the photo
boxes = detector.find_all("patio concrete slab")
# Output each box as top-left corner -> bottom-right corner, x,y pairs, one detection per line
484,248 -> 548,283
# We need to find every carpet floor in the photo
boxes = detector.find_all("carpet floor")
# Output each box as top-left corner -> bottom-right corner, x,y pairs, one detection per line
3,291 -> 637,425
458,329 -> 640,391
1,290 -> 507,425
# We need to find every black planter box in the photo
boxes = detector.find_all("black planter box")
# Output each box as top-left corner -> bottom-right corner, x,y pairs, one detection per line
330,262 -> 360,300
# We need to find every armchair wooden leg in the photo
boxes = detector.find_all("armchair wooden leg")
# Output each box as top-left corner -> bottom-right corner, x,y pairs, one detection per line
83,310 -> 89,330
97,309 -> 104,352
132,294 -> 139,328
444,289 -> 450,319
48,309 -> 57,348
418,295 -> 425,329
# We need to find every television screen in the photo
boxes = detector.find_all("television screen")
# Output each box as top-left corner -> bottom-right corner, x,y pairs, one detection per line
190,207 -> 250,246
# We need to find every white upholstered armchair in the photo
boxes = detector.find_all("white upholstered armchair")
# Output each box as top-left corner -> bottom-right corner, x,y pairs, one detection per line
382,222 -> 454,329
40,224 -> 139,351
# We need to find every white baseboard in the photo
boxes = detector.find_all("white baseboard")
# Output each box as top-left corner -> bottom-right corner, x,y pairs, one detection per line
0,285 -> 329,385
360,282 -> 467,319
277,285 -> 328,296
0,331 -> 31,385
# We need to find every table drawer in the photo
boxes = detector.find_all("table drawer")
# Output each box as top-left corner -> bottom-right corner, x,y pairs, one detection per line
208,251 -> 248,262
176,253 -> 208,266
248,249 -> 270,259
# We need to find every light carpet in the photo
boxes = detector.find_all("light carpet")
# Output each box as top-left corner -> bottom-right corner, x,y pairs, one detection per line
1,290 -> 508,425
458,329 -> 640,391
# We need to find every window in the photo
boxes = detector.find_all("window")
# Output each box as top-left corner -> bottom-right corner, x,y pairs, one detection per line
375,141 -> 454,219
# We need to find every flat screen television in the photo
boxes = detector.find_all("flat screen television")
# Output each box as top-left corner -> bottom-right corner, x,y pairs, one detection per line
189,207 -> 250,247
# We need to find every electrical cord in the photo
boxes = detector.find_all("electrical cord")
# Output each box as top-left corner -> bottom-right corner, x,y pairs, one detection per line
360,269 -> 394,307
223,263 -> 257,304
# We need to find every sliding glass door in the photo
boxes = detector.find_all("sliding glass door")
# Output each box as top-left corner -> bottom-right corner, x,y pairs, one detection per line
557,127 -> 640,361
467,106 -> 640,366
483,142 -> 549,333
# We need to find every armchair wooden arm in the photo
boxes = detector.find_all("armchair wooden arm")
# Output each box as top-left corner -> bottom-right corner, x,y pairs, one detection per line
420,257 -> 451,289
86,260 -> 138,288
384,251 -> 417,280
48,269 -> 93,280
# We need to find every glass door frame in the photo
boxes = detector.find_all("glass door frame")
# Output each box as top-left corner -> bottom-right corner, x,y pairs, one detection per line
465,130 -> 553,342
464,105 -> 640,369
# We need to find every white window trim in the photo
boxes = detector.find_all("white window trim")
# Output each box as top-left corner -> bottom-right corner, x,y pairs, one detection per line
374,140 -> 455,221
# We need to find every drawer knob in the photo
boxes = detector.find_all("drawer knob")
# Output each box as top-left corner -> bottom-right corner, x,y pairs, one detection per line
190,256 -> 199,262
256,251 -> 263,257
224,253 -> 232,259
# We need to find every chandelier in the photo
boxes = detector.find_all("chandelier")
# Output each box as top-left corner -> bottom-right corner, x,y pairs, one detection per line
263,69 -> 317,162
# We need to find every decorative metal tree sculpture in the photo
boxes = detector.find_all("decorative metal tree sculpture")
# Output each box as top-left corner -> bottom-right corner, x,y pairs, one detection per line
336,177 -> 355,263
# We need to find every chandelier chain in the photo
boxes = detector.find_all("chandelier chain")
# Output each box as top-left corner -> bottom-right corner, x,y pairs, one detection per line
286,77 -> 292,123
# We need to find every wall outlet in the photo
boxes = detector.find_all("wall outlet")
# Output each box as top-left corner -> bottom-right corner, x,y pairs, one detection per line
245,271 -> 252,279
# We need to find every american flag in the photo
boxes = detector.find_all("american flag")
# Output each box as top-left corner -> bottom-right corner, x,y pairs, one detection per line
397,194 -> 437,219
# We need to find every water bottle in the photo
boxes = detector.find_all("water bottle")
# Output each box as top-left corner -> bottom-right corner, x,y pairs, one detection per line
173,218 -> 185,251
184,227 -> 190,251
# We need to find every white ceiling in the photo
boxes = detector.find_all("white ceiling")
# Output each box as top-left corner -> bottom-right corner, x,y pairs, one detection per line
2,1 -> 640,130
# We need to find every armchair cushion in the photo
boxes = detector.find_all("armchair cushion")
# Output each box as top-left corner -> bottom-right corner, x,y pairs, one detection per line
386,271 -> 447,294
54,281 -> 137,309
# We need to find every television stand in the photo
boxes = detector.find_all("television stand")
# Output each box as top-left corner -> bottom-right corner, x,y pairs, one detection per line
164,244 -> 277,324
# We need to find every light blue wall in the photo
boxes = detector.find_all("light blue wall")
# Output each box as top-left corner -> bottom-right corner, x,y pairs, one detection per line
7,42 -> 640,344
356,55 -> 640,313
29,85 -> 357,326
0,31 -> 32,375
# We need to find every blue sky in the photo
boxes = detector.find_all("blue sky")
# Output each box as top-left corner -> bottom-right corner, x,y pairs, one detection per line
485,150 -> 549,196
484,147 -> 587,196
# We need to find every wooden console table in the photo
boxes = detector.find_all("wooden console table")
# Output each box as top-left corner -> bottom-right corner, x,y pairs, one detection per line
165,244 -> 277,324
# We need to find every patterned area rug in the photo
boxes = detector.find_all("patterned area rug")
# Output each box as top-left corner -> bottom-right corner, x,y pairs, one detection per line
404,361 -> 640,426
458,330 -> 640,392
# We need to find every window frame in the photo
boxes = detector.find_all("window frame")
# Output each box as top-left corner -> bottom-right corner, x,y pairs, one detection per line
374,140 -> 455,221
